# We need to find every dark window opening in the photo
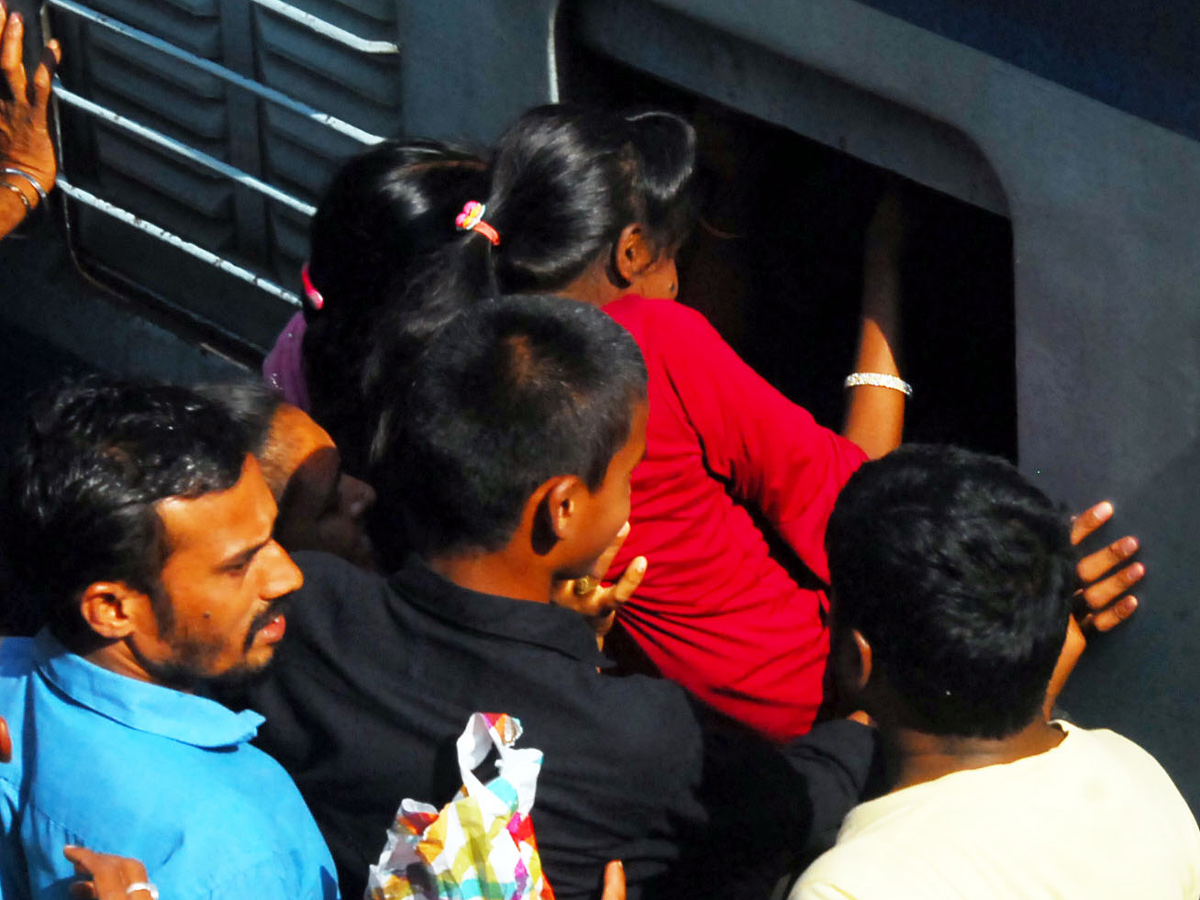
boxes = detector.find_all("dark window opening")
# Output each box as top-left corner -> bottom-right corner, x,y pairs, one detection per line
559,33 -> 1017,461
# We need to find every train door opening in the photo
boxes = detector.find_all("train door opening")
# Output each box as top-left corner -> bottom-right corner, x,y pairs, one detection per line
559,1 -> 1016,460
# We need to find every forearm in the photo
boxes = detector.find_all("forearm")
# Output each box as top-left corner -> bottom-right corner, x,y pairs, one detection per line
0,183 -> 25,238
843,249 -> 905,459
0,6 -> 61,243
0,167 -> 47,239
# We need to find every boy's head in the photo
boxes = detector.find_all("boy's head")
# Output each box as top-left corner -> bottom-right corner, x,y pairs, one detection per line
371,294 -> 648,571
826,444 -> 1075,739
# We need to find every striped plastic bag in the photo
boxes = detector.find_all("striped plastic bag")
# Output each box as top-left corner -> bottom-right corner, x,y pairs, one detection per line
367,712 -> 555,900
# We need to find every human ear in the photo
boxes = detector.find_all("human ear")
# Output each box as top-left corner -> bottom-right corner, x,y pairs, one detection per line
850,629 -> 874,691
543,475 -> 587,541
77,582 -> 144,641
614,223 -> 653,283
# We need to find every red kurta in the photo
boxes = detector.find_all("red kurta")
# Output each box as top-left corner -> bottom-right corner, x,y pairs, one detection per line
604,295 -> 867,741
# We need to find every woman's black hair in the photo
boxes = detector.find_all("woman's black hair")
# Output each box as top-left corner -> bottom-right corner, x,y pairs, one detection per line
301,138 -> 488,474
400,104 -> 699,333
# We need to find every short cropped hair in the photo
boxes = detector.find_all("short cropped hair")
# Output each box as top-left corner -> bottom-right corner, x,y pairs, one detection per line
194,381 -> 288,498
370,295 -> 647,560
6,377 -> 249,645
826,444 -> 1075,739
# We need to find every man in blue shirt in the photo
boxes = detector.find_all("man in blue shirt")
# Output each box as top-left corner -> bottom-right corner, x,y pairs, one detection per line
0,378 -> 338,900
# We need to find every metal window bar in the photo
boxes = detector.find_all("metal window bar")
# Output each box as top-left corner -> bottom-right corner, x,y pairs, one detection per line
54,80 -> 318,217
44,0 -> 397,320
57,176 -> 303,307
45,0 -> 386,145
249,0 -> 400,55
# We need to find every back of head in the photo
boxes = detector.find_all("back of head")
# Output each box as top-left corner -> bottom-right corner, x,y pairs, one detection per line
370,294 -> 647,563
6,377 -> 249,645
194,381 -> 295,498
306,138 -> 489,323
304,139 -> 489,472
483,103 -> 698,293
826,444 -> 1074,739
398,104 -> 699,346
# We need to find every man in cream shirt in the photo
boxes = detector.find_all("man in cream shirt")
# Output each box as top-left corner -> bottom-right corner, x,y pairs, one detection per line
792,445 -> 1200,900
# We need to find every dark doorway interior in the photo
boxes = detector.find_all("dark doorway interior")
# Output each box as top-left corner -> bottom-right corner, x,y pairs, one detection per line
560,39 -> 1017,460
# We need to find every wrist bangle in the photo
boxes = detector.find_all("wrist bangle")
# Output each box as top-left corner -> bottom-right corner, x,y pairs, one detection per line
844,372 -> 912,397
1,181 -> 31,215
3,167 -> 49,206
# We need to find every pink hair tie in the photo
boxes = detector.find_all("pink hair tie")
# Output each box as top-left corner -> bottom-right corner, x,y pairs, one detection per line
300,262 -> 325,310
455,201 -> 501,246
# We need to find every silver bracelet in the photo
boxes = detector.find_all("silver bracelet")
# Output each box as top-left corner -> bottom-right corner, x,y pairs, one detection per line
2,167 -> 48,205
1,181 -> 31,214
844,372 -> 913,397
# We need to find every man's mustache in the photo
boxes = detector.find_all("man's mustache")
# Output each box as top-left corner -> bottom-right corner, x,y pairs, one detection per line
244,596 -> 293,650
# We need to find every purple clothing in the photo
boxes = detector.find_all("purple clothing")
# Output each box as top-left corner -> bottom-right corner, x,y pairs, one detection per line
263,311 -> 311,410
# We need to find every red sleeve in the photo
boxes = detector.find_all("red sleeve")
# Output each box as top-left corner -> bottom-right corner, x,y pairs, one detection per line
646,301 -> 866,583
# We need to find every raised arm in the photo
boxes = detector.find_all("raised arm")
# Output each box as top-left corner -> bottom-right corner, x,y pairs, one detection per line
0,3 -> 60,240
1042,500 -> 1141,718
842,191 -> 906,459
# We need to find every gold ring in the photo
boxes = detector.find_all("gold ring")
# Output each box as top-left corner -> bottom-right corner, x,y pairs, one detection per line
572,575 -> 600,597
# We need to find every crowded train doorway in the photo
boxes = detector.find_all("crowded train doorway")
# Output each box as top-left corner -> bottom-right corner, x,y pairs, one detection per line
559,5 -> 1017,461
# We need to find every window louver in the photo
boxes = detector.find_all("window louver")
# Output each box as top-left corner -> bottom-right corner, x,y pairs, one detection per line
48,0 -> 398,353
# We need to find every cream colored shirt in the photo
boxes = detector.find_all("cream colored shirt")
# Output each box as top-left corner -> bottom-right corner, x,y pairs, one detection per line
791,722 -> 1200,900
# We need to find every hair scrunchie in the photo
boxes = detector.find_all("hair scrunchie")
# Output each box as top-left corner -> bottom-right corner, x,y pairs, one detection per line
455,201 -> 501,246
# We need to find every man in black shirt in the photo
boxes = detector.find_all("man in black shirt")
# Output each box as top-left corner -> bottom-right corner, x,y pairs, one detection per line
227,297 -> 875,900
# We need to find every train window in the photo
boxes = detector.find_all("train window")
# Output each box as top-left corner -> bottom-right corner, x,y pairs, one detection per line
559,0 -> 1016,460
46,0 -> 400,361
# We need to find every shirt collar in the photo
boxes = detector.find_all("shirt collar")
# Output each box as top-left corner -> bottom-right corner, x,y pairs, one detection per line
842,721 -> 1078,833
34,630 -> 265,749
390,555 -> 611,668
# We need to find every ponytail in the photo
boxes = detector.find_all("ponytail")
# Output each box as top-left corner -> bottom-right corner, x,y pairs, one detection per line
623,109 -> 700,256
380,104 -> 700,414
301,138 -> 487,472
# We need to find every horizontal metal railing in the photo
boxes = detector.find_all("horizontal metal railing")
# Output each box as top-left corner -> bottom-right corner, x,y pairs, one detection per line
46,0 -> 387,145
249,0 -> 400,55
54,80 -> 318,217
56,176 -> 304,307
45,0 -> 395,316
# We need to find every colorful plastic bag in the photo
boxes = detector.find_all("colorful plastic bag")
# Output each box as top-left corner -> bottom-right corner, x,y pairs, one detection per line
367,712 -> 555,900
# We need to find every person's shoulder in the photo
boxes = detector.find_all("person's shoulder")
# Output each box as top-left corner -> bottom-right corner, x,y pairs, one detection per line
1063,723 -> 1179,774
605,294 -> 710,333
0,635 -> 36,669
289,550 -> 394,628
293,548 -> 381,589
1062,724 -> 1193,800
0,636 -> 36,708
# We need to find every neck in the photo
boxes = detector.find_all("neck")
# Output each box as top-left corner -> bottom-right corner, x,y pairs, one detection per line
82,641 -> 191,692
558,261 -> 623,309
426,547 -> 554,606
885,716 -> 1066,792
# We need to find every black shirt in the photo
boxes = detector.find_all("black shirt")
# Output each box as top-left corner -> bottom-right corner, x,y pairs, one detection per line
226,553 -> 878,900
229,553 -> 710,900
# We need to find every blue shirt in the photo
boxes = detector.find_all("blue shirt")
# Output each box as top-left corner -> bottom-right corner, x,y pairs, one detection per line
0,631 -> 339,900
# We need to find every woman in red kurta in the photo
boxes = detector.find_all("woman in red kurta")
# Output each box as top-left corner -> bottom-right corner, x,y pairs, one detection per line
400,105 -> 905,740
603,296 -> 869,738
